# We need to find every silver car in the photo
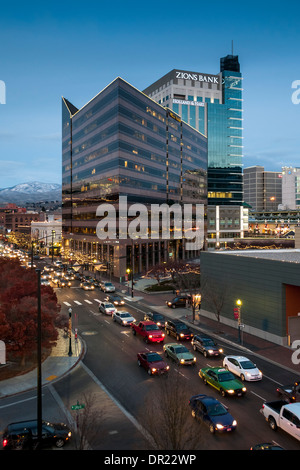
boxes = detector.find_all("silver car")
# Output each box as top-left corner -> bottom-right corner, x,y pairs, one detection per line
113,311 -> 136,326
99,302 -> 116,315
101,282 -> 116,292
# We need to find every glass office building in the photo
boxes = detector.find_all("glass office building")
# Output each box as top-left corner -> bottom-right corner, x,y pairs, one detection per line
62,77 -> 207,278
143,55 -> 243,206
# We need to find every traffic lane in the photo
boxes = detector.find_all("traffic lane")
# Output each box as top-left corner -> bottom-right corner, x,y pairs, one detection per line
55,288 -> 300,449
73,304 -> 278,450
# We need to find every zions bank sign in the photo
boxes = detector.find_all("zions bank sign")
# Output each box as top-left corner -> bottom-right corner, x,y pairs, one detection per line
174,70 -> 220,85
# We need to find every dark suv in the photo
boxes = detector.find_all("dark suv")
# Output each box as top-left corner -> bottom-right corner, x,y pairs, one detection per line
166,296 -> 190,308
165,319 -> 193,340
144,312 -> 166,328
2,420 -> 72,450
191,334 -> 223,357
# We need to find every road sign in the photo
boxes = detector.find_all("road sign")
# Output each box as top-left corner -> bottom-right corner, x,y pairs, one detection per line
71,401 -> 85,411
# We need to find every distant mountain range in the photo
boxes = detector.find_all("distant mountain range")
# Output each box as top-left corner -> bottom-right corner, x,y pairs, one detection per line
0,182 -> 62,204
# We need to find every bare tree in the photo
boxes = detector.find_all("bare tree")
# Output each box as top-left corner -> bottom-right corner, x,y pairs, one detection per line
138,372 -> 208,450
201,276 -> 228,327
69,392 -> 107,450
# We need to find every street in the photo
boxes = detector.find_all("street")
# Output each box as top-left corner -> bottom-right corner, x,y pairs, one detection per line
1,279 -> 300,451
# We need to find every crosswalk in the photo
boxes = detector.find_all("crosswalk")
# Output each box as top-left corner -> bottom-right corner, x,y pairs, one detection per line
62,298 -> 102,308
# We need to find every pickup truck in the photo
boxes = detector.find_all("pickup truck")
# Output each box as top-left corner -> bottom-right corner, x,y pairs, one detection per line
260,400 -> 300,441
277,380 -> 300,403
131,320 -> 165,343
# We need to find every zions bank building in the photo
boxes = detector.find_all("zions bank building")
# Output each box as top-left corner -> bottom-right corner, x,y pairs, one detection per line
143,55 -> 243,207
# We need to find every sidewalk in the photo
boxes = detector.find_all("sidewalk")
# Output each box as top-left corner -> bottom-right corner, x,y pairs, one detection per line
1,276 -> 299,399
0,330 -> 84,398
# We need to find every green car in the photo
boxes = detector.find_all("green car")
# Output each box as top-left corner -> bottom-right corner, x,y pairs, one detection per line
163,343 -> 196,366
199,367 -> 247,397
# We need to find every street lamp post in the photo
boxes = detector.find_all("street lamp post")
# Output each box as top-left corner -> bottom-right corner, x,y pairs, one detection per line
36,268 -> 42,447
51,230 -> 56,263
68,307 -> 73,356
236,299 -> 242,344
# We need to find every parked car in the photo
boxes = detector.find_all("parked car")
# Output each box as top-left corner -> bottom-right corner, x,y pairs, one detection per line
191,334 -> 223,357
144,312 -> 166,328
2,419 -> 72,450
223,355 -> 262,381
165,319 -> 193,340
189,394 -> 237,434
250,442 -> 284,450
113,311 -> 135,326
163,343 -> 196,366
105,294 -> 125,306
199,367 -> 247,397
99,302 -> 116,315
166,295 -> 190,308
137,351 -> 169,375
101,282 -> 116,292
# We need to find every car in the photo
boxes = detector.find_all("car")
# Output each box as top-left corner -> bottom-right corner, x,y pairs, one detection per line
144,311 -> 166,328
105,294 -> 125,306
250,442 -> 285,450
189,394 -> 237,434
163,343 -> 196,366
199,367 -> 247,397
113,310 -> 135,325
99,302 -> 116,315
2,419 -> 72,450
166,295 -> 190,308
137,351 -> 169,375
131,321 -> 165,343
101,282 -> 115,292
191,334 -> 223,357
223,355 -> 262,381
165,319 -> 193,340
80,282 -> 95,291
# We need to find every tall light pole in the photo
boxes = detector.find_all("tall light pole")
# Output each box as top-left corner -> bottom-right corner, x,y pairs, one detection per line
68,307 -> 73,356
51,230 -> 56,263
36,268 -> 42,447
236,299 -> 242,344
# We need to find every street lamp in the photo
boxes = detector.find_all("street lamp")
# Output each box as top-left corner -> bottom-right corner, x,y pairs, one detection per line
36,268 -> 42,447
51,230 -> 56,263
236,299 -> 242,344
68,307 -> 73,356
126,268 -> 130,295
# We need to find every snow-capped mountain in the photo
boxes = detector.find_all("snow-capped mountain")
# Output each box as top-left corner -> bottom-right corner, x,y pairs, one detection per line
6,182 -> 61,193
0,182 -> 62,203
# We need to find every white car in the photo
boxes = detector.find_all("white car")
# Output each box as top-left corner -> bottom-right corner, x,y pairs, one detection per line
99,302 -> 116,315
223,355 -> 262,381
113,311 -> 136,326
101,282 -> 115,292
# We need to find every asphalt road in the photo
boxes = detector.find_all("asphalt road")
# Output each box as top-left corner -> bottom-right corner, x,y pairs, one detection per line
55,283 -> 300,450
1,278 -> 300,451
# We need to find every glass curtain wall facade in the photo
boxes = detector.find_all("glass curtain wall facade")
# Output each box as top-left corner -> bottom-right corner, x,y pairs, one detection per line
62,78 -> 207,278
143,55 -> 244,207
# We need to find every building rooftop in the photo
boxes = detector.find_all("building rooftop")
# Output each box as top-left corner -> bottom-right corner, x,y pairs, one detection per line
215,249 -> 300,263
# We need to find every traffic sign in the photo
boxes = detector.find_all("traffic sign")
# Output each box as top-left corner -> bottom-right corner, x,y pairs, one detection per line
71,401 -> 85,411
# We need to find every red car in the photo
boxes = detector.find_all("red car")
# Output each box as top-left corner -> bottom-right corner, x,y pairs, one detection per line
131,320 -> 165,343
137,351 -> 170,375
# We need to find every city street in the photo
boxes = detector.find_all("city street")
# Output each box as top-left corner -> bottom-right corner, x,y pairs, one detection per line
4,278 -> 300,451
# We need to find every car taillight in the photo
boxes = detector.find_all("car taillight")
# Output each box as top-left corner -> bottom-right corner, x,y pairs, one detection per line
3,439 -> 8,447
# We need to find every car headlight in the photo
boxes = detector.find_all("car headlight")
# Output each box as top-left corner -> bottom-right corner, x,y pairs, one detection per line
151,368 -> 157,373
227,389 -> 235,394
148,335 -> 153,338
180,359 -> 185,364
216,424 -> 224,430
180,333 -> 185,337
166,365 -> 170,370
122,321 -> 127,325
242,387 -> 247,392
208,349 -> 214,354
68,431 -> 72,437
193,357 -> 196,362
219,349 -> 223,354
162,333 -> 165,337
232,420 -> 237,426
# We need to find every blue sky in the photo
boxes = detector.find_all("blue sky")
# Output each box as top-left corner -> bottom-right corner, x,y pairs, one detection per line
0,0 -> 299,188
